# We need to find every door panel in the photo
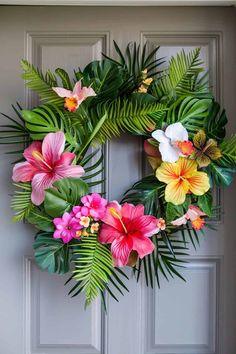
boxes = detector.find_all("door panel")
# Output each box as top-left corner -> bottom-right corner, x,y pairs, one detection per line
0,6 -> 235,354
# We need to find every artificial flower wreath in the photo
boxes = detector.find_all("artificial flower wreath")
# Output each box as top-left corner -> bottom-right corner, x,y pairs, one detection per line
1,42 -> 235,306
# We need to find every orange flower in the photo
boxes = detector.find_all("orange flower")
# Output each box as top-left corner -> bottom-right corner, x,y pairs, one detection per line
156,157 -> 210,205
192,217 -> 205,230
176,140 -> 194,156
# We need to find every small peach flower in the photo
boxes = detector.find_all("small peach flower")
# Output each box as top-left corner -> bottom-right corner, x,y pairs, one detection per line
157,218 -> 166,231
79,216 -> 90,228
90,222 -> 100,234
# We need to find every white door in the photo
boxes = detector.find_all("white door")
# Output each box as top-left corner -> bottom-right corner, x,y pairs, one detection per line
0,5 -> 235,354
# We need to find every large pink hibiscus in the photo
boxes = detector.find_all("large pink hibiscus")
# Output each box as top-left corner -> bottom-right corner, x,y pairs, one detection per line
98,201 -> 158,267
12,131 -> 84,205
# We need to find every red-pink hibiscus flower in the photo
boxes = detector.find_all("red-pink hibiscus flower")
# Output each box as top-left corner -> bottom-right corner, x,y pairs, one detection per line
12,131 -> 84,205
98,201 -> 158,267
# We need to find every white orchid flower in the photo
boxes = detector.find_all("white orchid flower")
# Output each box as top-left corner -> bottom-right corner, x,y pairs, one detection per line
151,122 -> 193,163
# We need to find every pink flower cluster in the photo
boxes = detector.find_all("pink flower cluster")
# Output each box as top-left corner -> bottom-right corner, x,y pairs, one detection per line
53,193 -> 107,244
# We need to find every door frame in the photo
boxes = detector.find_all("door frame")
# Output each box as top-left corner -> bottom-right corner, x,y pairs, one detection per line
0,0 -> 235,6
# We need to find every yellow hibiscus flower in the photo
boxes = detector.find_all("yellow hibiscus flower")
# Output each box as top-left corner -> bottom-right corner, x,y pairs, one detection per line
156,157 -> 210,205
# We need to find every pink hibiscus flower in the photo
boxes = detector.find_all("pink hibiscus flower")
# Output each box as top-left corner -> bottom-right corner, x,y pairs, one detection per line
52,80 -> 96,113
12,131 -> 84,205
81,193 -> 108,221
53,212 -> 82,243
98,201 -> 158,267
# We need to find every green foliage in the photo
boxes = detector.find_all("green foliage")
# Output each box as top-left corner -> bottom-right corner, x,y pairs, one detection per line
121,175 -> 164,216
197,191 -> 213,216
69,235 -> 129,306
207,163 -> 234,187
80,59 -> 124,102
44,178 -> 89,217
26,208 -> 54,232
205,101 -> 227,142
103,41 -> 164,94
135,237 -> 188,288
154,48 -> 205,101
218,134 -> 236,168
21,60 -> 63,105
166,203 -> 184,223
91,95 -> 166,143
167,96 -> 212,136
33,231 -> 70,274
11,183 -> 34,222
0,104 -> 31,151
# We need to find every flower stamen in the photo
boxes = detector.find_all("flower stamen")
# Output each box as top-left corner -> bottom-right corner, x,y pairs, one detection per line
109,207 -> 128,234
32,151 -> 52,170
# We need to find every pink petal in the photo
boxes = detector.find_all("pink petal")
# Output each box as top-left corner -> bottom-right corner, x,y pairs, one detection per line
98,224 -> 122,244
23,141 -> 42,165
58,152 -> 76,165
81,86 -> 96,98
42,131 -> 65,164
171,215 -> 188,226
130,215 -> 158,237
121,203 -> 144,221
12,161 -> 38,182
131,233 -> 155,259
53,230 -> 62,239
53,217 -> 63,227
187,205 -> 206,220
31,172 -> 56,205
111,235 -> 133,267
52,87 -> 73,98
72,81 -> 82,96
55,164 -> 85,178
101,201 -> 123,233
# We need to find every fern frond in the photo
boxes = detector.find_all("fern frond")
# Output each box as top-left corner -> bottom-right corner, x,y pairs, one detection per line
87,95 -> 167,143
11,182 -> 34,222
218,134 -> 236,168
156,48 -> 205,100
70,235 -> 128,306
21,60 -> 63,105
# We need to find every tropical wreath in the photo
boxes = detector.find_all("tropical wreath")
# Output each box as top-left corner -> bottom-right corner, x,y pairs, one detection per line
1,42 -> 235,307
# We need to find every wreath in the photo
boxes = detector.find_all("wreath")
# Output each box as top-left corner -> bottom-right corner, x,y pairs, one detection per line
1,42 -> 235,307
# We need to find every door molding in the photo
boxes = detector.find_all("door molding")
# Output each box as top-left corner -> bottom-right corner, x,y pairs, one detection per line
0,0 -> 236,6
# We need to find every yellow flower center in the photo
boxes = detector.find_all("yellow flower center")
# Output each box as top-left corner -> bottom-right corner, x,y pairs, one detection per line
64,97 -> 78,112
109,207 -> 128,234
32,150 -> 52,170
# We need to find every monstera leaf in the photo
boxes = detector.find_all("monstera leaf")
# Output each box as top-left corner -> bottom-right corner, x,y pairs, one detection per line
33,231 -> 70,274
167,96 -> 212,135
44,177 -> 89,217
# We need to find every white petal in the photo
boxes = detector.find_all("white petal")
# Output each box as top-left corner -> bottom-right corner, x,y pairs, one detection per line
159,142 -> 180,163
151,129 -> 169,143
165,122 -> 188,142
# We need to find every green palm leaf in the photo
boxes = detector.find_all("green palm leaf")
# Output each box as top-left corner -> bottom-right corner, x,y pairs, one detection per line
21,60 -> 63,105
11,182 -> 34,222
153,48 -> 205,101
135,237 -> 188,288
70,235 -> 129,306
87,94 -> 167,143
167,96 -> 212,136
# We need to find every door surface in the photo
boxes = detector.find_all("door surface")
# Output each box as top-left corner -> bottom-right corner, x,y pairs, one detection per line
0,6 -> 236,354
